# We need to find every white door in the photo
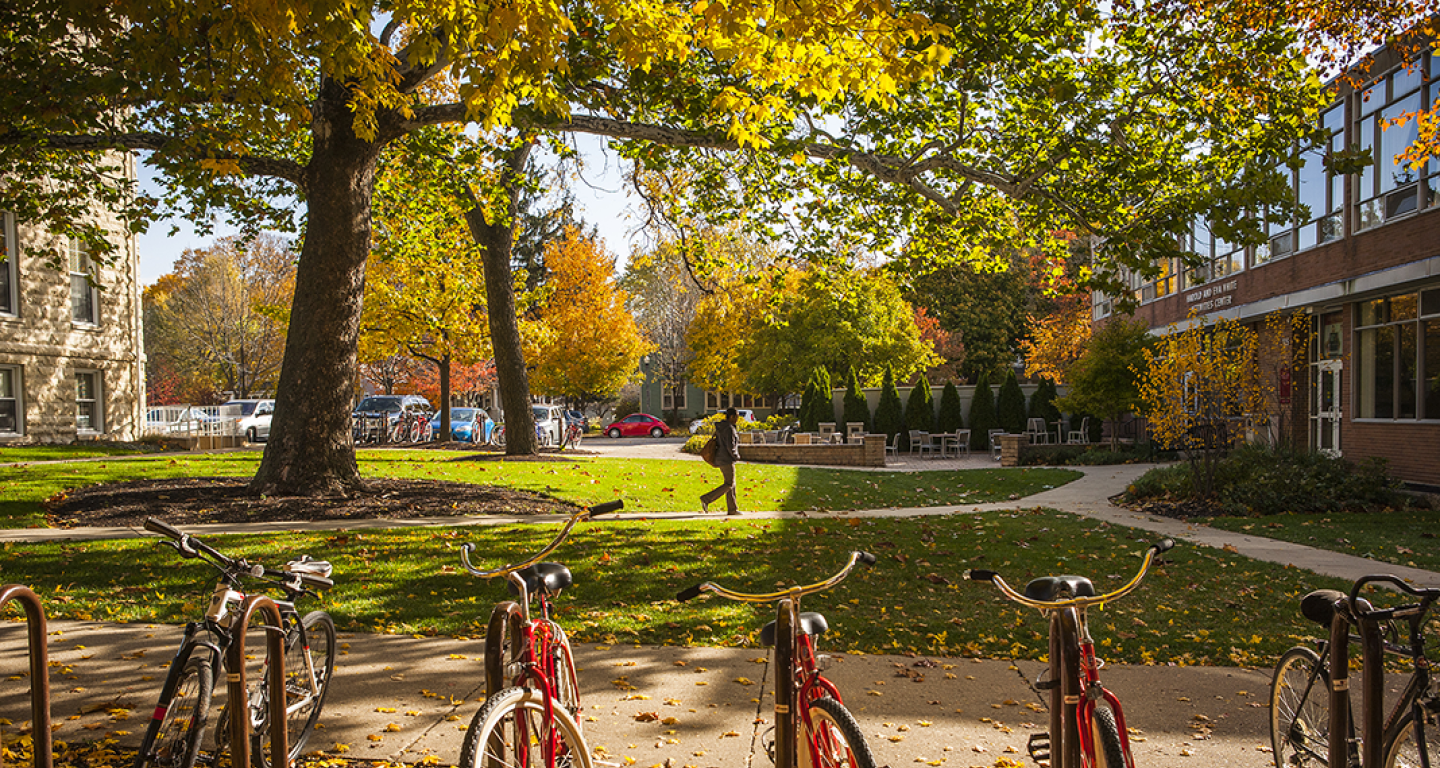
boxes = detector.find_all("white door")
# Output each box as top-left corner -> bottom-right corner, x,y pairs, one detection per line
1312,360 -> 1342,457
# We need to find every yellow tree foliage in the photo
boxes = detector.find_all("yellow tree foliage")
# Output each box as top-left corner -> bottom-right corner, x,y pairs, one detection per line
686,266 -> 780,394
1021,296 -> 1092,385
530,228 -> 651,407
1138,310 -> 1310,455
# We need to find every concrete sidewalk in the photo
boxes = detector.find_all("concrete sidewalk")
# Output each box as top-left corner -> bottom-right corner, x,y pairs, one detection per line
4,619 -> 1280,768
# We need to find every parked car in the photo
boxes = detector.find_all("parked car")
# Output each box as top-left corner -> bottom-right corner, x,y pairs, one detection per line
688,409 -> 756,433
352,394 -> 433,438
223,399 -> 275,443
533,404 -> 564,446
430,407 -> 493,443
604,412 -> 670,438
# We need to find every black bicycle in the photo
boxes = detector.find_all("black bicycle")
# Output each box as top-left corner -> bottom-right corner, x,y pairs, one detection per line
133,518 -> 337,768
1270,575 -> 1439,768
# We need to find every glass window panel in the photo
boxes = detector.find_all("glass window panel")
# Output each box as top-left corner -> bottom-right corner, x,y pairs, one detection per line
71,275 -> 95,323
1422,289 -> 1440,318
0,369 -> 10,398
1360,82 -> 1382,116
1425,319 -> 1440,420
1297,149 -> 1327,221
1380,93 -> 1422,192
0,213 -> 10,314
1391,64 -> 1422,98
1399,322 -> 1417,418
1358,117 -> 1376,198
1322,104 -> 1345,136
1320,214 -> 1341,243
1359,298 -> 1388,326
1392,294 -> 1418,321
1297,223 -> 1317,251
1374,326 -> 1395,418
76,372 -> 93,400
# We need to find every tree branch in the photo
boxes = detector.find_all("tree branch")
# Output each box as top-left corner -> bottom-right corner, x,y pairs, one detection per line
28,132 -> 307,189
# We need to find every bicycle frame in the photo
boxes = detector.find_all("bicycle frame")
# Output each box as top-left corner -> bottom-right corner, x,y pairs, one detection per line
966,539 -> 1173,768
677,551 -> 877,768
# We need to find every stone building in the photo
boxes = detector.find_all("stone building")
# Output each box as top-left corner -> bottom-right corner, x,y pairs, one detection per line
0,155 -> 146,443
1098,40 -> 1439,487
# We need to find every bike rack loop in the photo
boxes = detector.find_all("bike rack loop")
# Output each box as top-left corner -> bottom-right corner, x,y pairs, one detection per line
1358,610 -> 1386,768
0,584 -> 52,768
226,595 -> 289,768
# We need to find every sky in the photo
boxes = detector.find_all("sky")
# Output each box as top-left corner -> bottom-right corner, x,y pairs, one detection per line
133,134 -> 646,286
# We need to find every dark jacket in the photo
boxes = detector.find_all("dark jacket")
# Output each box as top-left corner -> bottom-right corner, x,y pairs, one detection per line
714,420 -> 741,464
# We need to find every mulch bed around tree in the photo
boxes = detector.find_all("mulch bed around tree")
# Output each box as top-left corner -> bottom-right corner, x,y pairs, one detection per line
45,477 -> 581,529
1110,493 -> 1228,520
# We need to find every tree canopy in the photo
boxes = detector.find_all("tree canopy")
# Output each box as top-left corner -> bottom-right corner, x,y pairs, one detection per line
1,0 -> 1348,492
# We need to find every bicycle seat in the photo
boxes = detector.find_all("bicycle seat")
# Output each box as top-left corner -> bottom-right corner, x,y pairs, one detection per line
759,612 -> 828,647
1023,576 -> 1095,601
1301,589 -> 1346,627
286,558 -> 333,578
508,562 -> 573,597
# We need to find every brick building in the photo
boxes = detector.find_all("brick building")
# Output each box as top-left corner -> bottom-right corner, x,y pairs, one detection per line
1098,42 -> 1439,487
0,155 -> 146,442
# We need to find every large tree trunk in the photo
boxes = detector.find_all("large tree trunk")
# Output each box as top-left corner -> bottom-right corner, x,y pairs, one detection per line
250,82 -> 380,495
463,141 -> 538,455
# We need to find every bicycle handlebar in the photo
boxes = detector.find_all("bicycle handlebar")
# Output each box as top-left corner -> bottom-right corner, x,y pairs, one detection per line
675,551 -> 875,604
458,500 -> 624,578
1348,574 -> 1440,621
144,517 -> 331,590
964,538 -> 1174,610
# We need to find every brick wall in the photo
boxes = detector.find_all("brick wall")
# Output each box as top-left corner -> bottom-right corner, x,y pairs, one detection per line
0,166 -> 145,443
738,434 -> 887,467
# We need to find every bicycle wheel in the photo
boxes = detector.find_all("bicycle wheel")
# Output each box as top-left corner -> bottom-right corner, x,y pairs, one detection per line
134,651 -> 213,768
805,696 -> 876,768
1385,708 -> 1440,768
253,610 -> 337,767
493,426 -> 506,447
1271,646 -> 1331,768
1088,706 -> 1126,768
458,687 -> 593,768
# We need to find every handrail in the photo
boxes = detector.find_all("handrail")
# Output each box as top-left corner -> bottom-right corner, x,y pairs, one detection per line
0,584 -> 51,768
226,596 -> 289,768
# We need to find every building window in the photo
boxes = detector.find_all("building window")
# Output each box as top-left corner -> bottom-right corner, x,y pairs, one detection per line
0,367 -> 21,435
1296,104 -> 1346,251
662,381 -> 687,411
1124,259 -> 1177,304
0,212 -> 16,316
69,239 -> 98,325
1355,290 -> 1440,420
1182,219 -> 1244,289
1354,58 -> 1432,232
76,370 -> 102,432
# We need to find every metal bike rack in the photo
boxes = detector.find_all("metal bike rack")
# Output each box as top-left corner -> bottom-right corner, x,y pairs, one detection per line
226,595 -> 289,768
484,601 -> 526,699
0,584 -> 52,768
774,597 -> 796,768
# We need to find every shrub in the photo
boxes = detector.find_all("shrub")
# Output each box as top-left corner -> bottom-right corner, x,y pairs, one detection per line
967,371 -> 995,451
1125,445 -> 1410,516
1028,378 -> 1062,426
873,365 -> 906,449
996,369 -> 1027,433
842,366 -> 870,434
612,395 -> 640,420
905,373 -> 935,433
936,380 -> 964,433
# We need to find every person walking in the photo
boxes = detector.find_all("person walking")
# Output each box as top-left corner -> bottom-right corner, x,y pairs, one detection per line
701,407 -> 742,515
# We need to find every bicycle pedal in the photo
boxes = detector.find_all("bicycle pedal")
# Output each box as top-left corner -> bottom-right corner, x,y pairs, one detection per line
1027,732 -> 1052,764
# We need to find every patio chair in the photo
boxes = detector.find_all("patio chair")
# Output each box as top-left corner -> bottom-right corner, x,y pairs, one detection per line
989,428 -> 1005,461
908,429 -> 934,456
1067,417 -> 1091,445
1025,417 -> 1051,445
951,429 -> 971,457
885,432 -> 899,460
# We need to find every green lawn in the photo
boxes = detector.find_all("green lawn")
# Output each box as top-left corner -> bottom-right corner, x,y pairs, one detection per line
1,510 -> 1344,666
1199,508 -> 1440,573
0,444 -> 153,462
0,449 -> 1081,527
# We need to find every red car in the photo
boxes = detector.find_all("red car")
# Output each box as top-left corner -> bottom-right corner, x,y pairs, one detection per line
604,413 -> 670,438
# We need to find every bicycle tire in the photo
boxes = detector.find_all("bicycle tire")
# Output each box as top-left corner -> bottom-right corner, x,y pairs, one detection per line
1271,646 -> 1332,768
253,611 -> 336,767
805,696 -> 877,768
134,651 -> 213,768
1089,706 -> 1126,768
547,621 -> 581,719
458,686 -> 593,768
1384,709 -> 1440,768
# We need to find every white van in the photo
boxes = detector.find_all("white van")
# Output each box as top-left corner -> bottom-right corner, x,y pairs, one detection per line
225,399 -> 275,443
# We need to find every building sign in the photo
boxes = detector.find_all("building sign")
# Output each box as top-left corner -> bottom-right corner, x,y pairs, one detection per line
1185,279 -> 1239,312
1279,367 -> 1291,405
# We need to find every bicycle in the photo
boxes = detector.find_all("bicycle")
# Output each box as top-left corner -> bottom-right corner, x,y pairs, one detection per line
965,538 -> 1174,768
560,420 -> 583,451
390,410 -> 434,443
1269,575 -> 1439,768
676,551 -> 879,768
456,499 -> 625,768
133,518 -> 337,768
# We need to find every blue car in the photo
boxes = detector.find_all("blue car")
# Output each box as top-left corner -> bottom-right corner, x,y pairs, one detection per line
430,407 -> 493,443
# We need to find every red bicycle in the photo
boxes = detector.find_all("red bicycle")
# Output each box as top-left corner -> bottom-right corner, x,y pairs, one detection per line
455,499 -> 623,768
966,539 -> 1174,768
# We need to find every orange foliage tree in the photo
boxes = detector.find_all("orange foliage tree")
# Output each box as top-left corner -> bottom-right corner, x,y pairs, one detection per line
530,228 -> 651,412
